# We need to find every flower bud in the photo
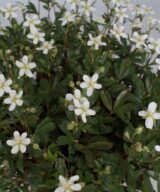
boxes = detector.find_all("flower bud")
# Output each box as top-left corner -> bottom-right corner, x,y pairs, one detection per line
135,126 -> 144,135
69,81 -> 75,88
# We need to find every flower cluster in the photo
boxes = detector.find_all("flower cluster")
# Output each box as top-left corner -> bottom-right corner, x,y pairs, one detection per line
66,74 -> 102,123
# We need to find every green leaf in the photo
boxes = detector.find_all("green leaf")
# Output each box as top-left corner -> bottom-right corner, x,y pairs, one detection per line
57,136 -> 74,145
100,90 -> 112,111
33,117 -> 55,141
113,89 -> 129,111
87,141 -> 113,150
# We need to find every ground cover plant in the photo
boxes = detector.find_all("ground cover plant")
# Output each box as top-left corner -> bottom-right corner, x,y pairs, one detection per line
0,0 -> 160,191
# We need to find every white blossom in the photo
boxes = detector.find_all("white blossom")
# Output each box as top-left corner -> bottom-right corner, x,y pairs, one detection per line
80,73 -> 102,97
80,0 -> 95,17
110,24 -> 127,42
141,5 -> 154,15
115,7 -> 128,23
55,175 -> 82,192
27,26 -> 45,45
59,11 -> 76,26
23,14 -> 40,29
87,34 -> 106,50
67,0 -> 80,10
66,89 -> 87,111
148,37 -> 160,54
0,3 -> 17,19
16,55 -> 36,78
36,40 -> 54,54
6,131 -> 31,154
0,74 -> 12,97
4,90 -> 23,111
130,32 -> 148,49
74,98 -> 96,123
138,102 -> 160,129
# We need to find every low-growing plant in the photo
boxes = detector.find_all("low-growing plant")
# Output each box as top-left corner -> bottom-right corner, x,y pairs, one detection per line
0,0 -> 160,191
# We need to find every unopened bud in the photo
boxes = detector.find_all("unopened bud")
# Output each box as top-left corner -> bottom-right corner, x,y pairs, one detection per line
69,81 -> 75,88
135,126 -> 144,135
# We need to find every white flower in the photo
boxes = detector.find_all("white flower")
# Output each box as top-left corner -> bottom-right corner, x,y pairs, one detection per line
141,5 -> 154,15
74,98 -> 96,123
55,175 -> 82,192
138,102 -> 160,129
115,7 -> 128,23
16,55 -> 36,78
0,74 -> 12,97
155,145 -> 160,152
67,0 -> 80,10
0,3 -> 17,19
66,89 -> 87,111
23,14 -> 40,29
6,131 -> 31,154
80,0 -> 95,17
80,73 -> 102,97
130,32 -> 148,49
148,37 -> 160,54
87,34 -> 106,50
59,11 -> 76,26
4,90 -> 23,111
36,40 -> 54,54
27,26 -> 45,45
110,24 -> 127,42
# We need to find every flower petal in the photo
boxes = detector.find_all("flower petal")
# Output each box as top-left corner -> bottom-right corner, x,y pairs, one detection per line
20,144 -> 27,153
59,175 -> 67,186
74,109 -> 82,116
92,74 -> 98,82
87,87 -> 93,97
21,132 -> 27,139
70,184 -> 82,191
54,187 -> 65,192
81,113 -> 87,123
11,145 -> 19,154
83,75 -> 90,83
23,138 -> 31,145
145,117 -> 154,129
69,175 -> 79,182
28,62 -> 36,69
9,103 -> 16,111
22,55 -> 29,64
94,83 -> 102,89
6,140 -> 16,146
148,102 -> 157,113
74,89 -> 81,99
87,109 -> 96,116
153,113 -> 160,119
138,110 -> 147,117
80,82 -> 88,89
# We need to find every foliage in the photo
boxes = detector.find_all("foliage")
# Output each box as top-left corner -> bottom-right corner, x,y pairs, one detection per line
0,0 -> 160,191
